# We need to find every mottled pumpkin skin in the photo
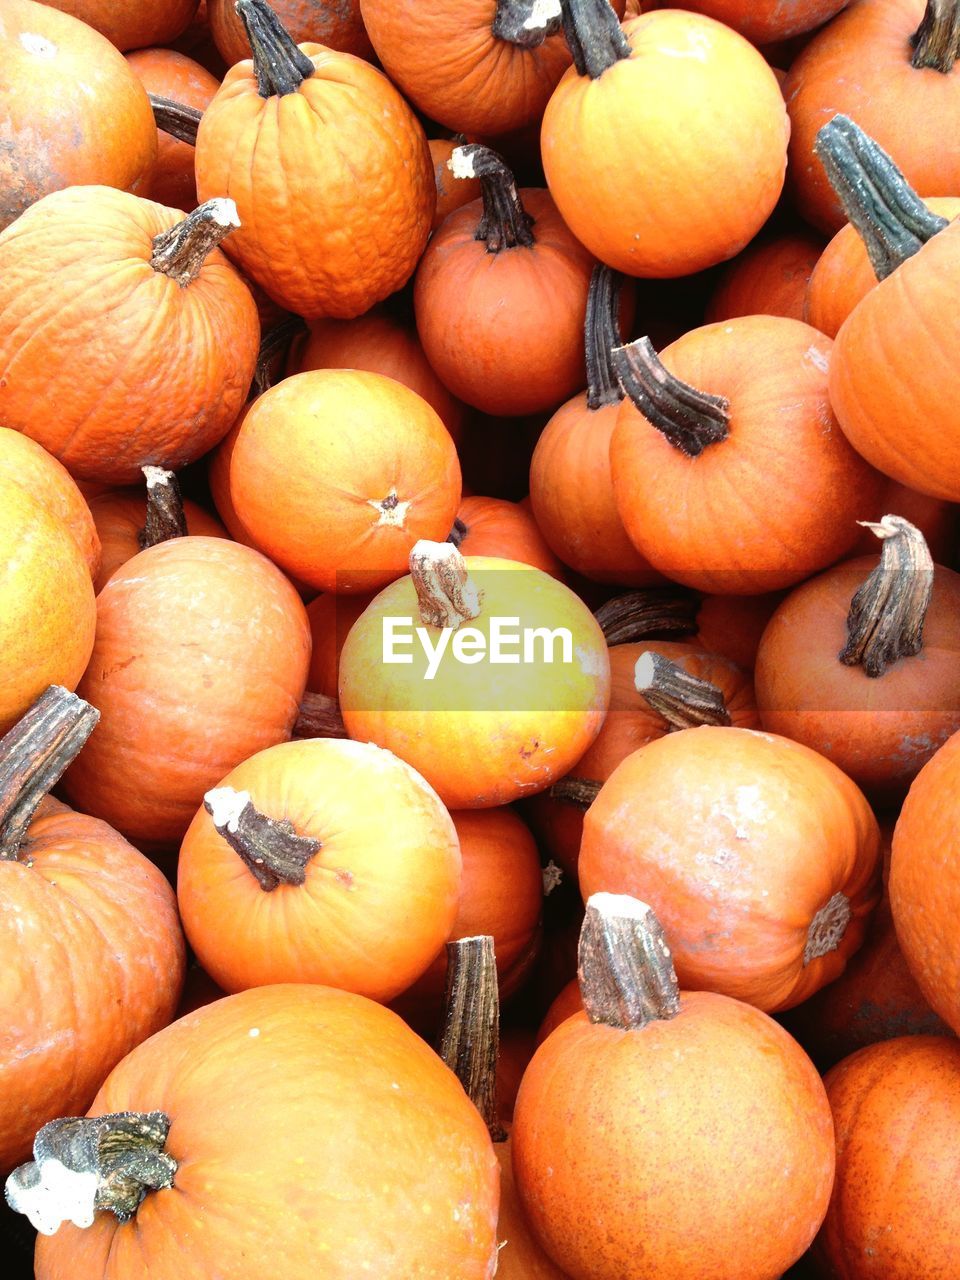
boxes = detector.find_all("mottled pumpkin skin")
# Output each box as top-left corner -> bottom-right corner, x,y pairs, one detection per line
0,186 -> 259,484
39,0 -> 199,50
814,1036 -> 960,1278
512,990 -> 835,1280
34,985 -> 501,1280
87,489 -> 227,593
208,0 -> 373,65
0,0 -> 157,231
0,797 -> 185,1174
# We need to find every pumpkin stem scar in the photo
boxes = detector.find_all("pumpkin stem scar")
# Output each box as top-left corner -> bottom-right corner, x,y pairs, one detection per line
594,586 -> 700,645
804,892 -> 851,965
203,785 -> 322,891
911,0 -> 960,72
370,489 -> 412,528
450,144 -> 536,252
560,0 -> 631,80
438,936 -> 506,1142
148,94 -> 202,146
410,540 -> 483,630
492,0 -> 562,49
139,467 -> 188,548
634,650 -> 732,730
235,0 -> 316,98
579,894 -> 682,1030
150,199 -> 241,288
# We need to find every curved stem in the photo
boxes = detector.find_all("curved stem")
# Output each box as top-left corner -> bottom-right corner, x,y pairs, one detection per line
236,0 -> 315,97
814,115 -> 948,281
578,893 -> 681,1030
150,199 -> 240,288
548,776 -> 602,809
492,0 -> 562,48
611,337 -> 730,457
594,586 -> 700,645
634,651 -> 731,730
838,515 -> 934,678
437,936 -> 506,1143
560,0 -> 631,79
410,541 -> 483,630
5,1111 -> 176,1235
292,691 -> 347,740
449,145 -> 535,252
911,0 -> 960,71
254,314 -> 308,396
0,687 -> 99,862
148,94 -> 201,145
203,786 -> 321,891
139,467 -> 188,548
585,265 -> 625,411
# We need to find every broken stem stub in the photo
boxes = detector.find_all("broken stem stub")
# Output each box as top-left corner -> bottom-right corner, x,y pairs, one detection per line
634,650 -> 732,730
579,893 -> 681,1030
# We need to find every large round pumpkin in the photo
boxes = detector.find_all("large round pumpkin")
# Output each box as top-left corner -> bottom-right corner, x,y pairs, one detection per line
39,1 -> 199,50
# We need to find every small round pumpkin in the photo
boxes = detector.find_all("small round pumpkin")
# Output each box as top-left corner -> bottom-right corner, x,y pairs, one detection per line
40,0 -> 199,50
206,0 -> 374,65
705,230 -> 825,324
451,496 -> 565,578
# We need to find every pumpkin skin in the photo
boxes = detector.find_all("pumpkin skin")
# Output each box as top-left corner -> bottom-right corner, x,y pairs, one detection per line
889,729 -> 960,1034
704,230 -> 825,323
650,0 -> 850,43
87,488 -> 227,593
0,185 -> 259,484
207,0 -> 374,65
177,738 -> 462,1002
0,479 -> 96,734
579,726 -> 882,1011
125,48 -> 220,213
339,555 -> 611,809
813,1035 -> 960,1279
829,218 -> 960,500
541,9 -> 790,278
850,478 -> 959,562
0,0 -> 157,231
785,0 -> 960,233
692,591 -> 787,671
512,987 -> 835,1280
429,138 -> 483,230
610,316 -> 886,593
39,1 -> 199,50
61,537 -> 311,851
226,370 -> 462,594
454,496 -> 566,579
305,592 -> 376,698
194,36 -> 435,320
0,795 -> 185,1175
31,984 -> 501,1280
414,188 -> 596,417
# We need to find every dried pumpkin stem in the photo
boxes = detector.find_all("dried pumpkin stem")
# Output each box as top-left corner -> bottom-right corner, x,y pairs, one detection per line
139,467 -> 188,548
548,776 -> 602,809
236,0 -> 315,97
0,687 -> 99,862
579,893 -> 681,1030
814,115 -> 948,280
911,0 -> 960,71
410,540 -> 483,629
446,516 -> 469,550
148,94 -> 202,145
594,586 -> 700,645
438,936 -> 506,1143
5,1112 -> 176,1235
634,651 -> 732,730
560,0 -> 631,79
585,264 -> 626,410
611,337 -> 730,457
292,691 -> 347,740
493,0 -> 562,47
150,199 -> 241,288
449,145 -> 535,252
254,314 -> 308,396
838,515 -> 935,678
204,786 -> 321,891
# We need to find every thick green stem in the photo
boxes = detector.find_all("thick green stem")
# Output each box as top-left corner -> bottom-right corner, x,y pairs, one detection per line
594,587 -> 700,645
203,786 -> 321,891
578,894 -> 681,1029
438,936 -> 506,1143
148,95 -> 202,145
560,0 -> 631,79
611,337 -> 730,458
634,651 -> 732,730
150,199 -> 240,288
493,0 -> 562,48
139,467 -> 188,548
585,265 -> 626,411
449,144 -> 535,252
236,0 -> 315,97
911,0 -> 960,71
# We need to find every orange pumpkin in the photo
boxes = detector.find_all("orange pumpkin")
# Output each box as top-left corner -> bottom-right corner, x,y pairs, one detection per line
207,0 -> 374,64
429,138 -> 483,230
705,230 -> 825,324
194,0 -> 434,319
580,726 -> 881,1011
15,984 -> 500,1277
304,592 -> 376,699
414,144 -> 596,416
650,0 -> 849,43
452,496 -> 565,578
39,1 -> 199,49
511,895 -> 836,1280
0,187 -> 259,484
540,5 -> 789,277
691,591 -> 787,670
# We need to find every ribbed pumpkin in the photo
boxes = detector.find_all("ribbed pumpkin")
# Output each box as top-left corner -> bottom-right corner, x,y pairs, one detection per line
12,984 -> 500,1278
0,0 -> 157,230
0,187 -> 258,484
207,0 -> 373,64
40,0 -> 199,49
705,230 -> 825,324
580,726 -> 881,1011
194,0 -> 434,319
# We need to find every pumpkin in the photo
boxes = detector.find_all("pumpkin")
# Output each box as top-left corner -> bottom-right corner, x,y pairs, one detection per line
0,476 -> 96,735
691,591 -> 787,670
225,369 -> 462,593
414,143 -> 596,417
339,540 -> 611,808
785,0 -> 960,233
511,894 -> 836,1279
0,187 -> 258,485
813,1035 -> 960,1278
540,3 -> 789,277
194,0 -> 434,319
609,316 -> 885,594
0,0 -> 157,231
528,264 -> 660,587
177,737 -> 461,1002
206,0 -> 374,65
39,1 -> 199,49
704,230 -> 825,324
61,537 -> 311,851
850,477 -> 958,561
754,516 -> 960,798
11,984 -> 500,1278
125,48 -> 219,213
304,592 -> 376,700
429,138 -> 483,230
451,496 -> 566,579
580,725 -> 881,1011
0,687 -> 185,1175
889,727 -> 960,1034
649,0 -> 850,43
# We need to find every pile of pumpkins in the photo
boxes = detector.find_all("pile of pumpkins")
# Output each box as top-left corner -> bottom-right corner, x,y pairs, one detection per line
2,0 -> 960,1277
